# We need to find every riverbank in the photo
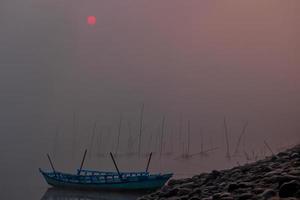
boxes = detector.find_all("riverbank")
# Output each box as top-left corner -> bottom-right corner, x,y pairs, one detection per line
139,144 -> 300,200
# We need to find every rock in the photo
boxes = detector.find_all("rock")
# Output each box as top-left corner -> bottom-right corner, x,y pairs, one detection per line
168,179 -> 180,186
220,198 -> 234,200
237,182 -> 254,188
212,193 -> 221,200
260,189 -> 277,199
219,192 -> 232,198
270,156 -> 279,161
161,187 -> 179,197
137,144 -> 300,200
292,160 -> 300,167
237,193 -> 253,200
167,197 -> 181,200
189,195 -> 201,200
227,182 -> 238,192
202,197 -> 213,200
260,166 -> 272,173
161,185 -> 171,192
290,153 -> 299,159
295,190 -> 300,198
178,195 -> 189,200
212,170 -> 221,177
137,197 -> 148,200
177,187 -> 192,196
253,187 -> 265,194
279,180 -> 300,197
168,178 -> 192,186
288,169 -> 300,176
191,187 -> 202,195
265,170 -> 282,177
278,152 -> 289,157
180,182 -> 196,189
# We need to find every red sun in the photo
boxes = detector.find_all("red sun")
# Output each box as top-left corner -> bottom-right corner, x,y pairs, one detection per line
87,16 -> 96,26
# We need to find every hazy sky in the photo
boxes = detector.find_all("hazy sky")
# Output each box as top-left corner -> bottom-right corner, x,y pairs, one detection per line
0,1 -> 300,199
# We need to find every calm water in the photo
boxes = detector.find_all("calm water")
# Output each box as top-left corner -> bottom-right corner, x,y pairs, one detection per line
0,0 -> 299,199
40,188 -> 147,200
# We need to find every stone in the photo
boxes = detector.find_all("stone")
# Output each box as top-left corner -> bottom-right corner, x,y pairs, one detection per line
288,169 -> 300,176
237,193 -> 253,200
180,182 -> 196,189
177,188 -> 192,196
202,197 -> 213,200
219,192 -> 232,198
260,189 -> 277,199
227,182 -> 238,192
189,195 -> 201,200
238,182 -> 254,188
253,187 -> 265,194
290,153 -> 299,159
161,187 -> 179,197
191,187 -> 202,195
212,193 -> 221,200
279,180 -> 300,197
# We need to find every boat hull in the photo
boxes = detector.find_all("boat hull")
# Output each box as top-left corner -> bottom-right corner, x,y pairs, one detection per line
40,170 -> 172,191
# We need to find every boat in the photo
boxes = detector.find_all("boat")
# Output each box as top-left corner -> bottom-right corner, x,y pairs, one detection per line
39,169 -> 172,190
40,151 -> 173,191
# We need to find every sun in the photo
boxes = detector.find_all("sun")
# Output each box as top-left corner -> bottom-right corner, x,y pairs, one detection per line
87,16 -> 96,26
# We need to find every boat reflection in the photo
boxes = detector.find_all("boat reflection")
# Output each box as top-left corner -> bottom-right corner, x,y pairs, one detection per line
40,187 -> 149,200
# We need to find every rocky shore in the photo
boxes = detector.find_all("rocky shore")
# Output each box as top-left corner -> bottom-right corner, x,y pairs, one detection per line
139,145 -> 300,200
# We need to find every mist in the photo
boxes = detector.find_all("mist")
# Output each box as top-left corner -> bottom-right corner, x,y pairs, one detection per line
0,1 -> 299,199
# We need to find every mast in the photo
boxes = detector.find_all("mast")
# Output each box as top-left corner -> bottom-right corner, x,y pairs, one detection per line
47,154 -> 56,176
145,152 -> 153,172
78,149 -> 87,175
110,152 -> 122,180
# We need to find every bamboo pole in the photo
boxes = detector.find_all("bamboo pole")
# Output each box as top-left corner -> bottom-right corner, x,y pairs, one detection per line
264,140 -> 275,156
223,117 -> 231,159
234,121 -> 248,155
187,120 -> 191,156
53,124 -> 59,159
127,121 -> 133,155
178,113 -> 183,156
159,116 -> 165,158
88,121 -> 97,158
97,126 -> 103,156
200,127 -> 204,155
138,104 -> 144,157
72,112 -> 77,159
115,113 -> 122,155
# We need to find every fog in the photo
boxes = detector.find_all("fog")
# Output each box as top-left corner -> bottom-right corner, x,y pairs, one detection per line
0,1 -> 299,199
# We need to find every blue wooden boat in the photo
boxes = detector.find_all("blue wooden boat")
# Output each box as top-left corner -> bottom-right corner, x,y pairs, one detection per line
39,169 -> 173,190
40,151 -> 173,191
